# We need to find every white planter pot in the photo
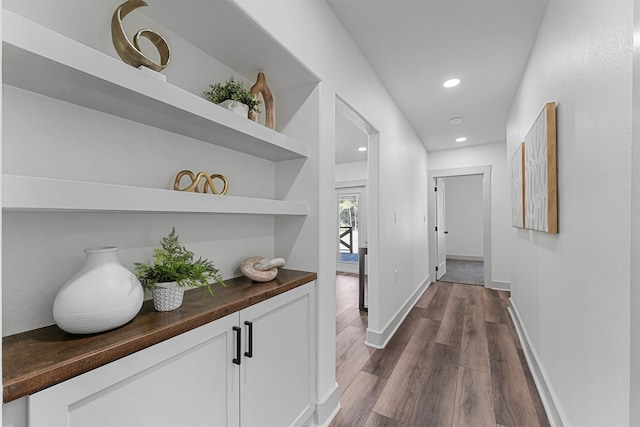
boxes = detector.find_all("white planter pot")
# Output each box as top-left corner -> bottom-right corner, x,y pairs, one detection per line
53,247 -> 144,334
219,99 -> 249,117
152,282 -> 184,312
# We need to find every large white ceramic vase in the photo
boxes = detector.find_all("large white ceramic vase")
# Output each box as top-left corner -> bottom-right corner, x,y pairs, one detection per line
53,247 -> 144,334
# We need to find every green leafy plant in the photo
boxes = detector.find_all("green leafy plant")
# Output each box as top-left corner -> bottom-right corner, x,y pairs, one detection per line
204,76 -> 262,114
134,228 -> 226,297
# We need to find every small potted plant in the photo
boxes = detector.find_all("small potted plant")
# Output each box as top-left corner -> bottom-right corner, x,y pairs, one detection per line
134,228 -> 226,312
204,76 -> 261,118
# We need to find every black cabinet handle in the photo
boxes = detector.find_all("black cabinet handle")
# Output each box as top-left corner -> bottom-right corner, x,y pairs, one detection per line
232,326 -> 241,365
244,321 -> 253,358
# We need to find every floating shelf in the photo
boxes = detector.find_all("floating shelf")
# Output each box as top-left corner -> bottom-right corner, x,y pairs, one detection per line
2,10 -> 308,162
2,175 -> 308,216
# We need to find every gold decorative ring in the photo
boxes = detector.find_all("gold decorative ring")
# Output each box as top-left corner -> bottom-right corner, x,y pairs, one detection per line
111,0 -> 171,72
173,170 -> 229,195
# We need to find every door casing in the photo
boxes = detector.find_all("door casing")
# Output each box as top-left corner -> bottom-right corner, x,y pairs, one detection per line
428,166 -> 492,287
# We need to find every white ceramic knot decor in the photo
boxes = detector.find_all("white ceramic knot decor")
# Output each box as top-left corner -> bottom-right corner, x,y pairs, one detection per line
240,257 -> 286,282
53,247 -> 144,334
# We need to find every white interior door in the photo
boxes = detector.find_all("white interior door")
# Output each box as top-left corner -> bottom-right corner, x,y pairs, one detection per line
436,178 -> 447,280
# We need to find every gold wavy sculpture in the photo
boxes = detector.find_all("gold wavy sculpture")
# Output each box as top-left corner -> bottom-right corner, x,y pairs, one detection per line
249,72 -> 275,130
173,170 -> 229,195
111,0 -> 171,72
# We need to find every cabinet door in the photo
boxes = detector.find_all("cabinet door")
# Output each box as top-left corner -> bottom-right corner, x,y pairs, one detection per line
29,313 -> 240,427
239,282 -> 315,427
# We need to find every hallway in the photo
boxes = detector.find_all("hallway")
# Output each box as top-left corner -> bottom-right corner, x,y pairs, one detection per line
333,274 -> 550,427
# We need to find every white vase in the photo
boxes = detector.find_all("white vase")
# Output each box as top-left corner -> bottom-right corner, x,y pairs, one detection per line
152,282 -> 184,312
219,99 -> 249,117
53,247 -> 144,334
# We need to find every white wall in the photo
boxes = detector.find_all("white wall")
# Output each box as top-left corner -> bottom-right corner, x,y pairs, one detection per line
444,175 -> 483,259
234,0 -> 430,417
506,1 -> 632,425
335,160 -> 367,183
428,141 -> 510,285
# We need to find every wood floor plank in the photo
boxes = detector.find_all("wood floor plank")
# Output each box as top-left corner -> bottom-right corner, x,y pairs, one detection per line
452,367 -> 496,427
336,306 -> 365,334
372,351 -> 426,424
505,309 -> 523,350
415,282 -> 438,308
350,309 -> 369,331
424,282 -> 453,321
436,296 -> 466,347
365,412 -> 407,427
487,322 -> 540,427
372,317 -> 440,423
451,282 -> 471,299
336,325 -> 366,360
484,288 -> 509,323
460,291 -> 491,373
336,330 -> 375,393
330,371 -> 387,427
517,349 -> 551,427
362,308 -> 426,379
497,290 -> 511,300
409,343 -> 459,427
466,283 -> 483,306
404,318 -> 441,364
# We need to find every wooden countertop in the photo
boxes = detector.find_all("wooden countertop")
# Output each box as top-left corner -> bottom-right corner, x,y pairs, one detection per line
2,269 -> 316,403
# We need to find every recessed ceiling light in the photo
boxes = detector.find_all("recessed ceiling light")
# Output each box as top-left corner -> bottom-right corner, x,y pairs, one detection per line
443,78 -> 460,88
450,116 -> 463,125
358,147 -> 367,152
456,137 -> 467,142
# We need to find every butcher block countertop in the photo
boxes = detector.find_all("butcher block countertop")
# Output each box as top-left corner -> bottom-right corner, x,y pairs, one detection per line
2,269 -> 317,403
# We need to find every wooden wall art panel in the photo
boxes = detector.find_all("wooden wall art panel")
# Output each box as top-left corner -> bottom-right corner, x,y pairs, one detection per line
511,142 -> 525,228
523,102 -> 557,234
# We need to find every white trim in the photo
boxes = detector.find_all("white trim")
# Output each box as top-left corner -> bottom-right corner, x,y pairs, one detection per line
428,166 -> 492,288
365,276 -> 430,348
509,301 -> 567,427
313,382 -> 341,427
335,179 -> 367,189
446,255 -> 484,262
489,280 -> 511,291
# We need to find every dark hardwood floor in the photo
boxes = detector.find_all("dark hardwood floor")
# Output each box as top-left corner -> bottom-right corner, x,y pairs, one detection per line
332,273 -> 550,427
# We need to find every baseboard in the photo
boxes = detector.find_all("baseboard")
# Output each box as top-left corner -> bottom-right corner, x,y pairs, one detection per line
508,301 -> 566,427
313,382 -> 341,427
365,276 -> 430,348
490,280 -> 511,291
446,255 -> 483,262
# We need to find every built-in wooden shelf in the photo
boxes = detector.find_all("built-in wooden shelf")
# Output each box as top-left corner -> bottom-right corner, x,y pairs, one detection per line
2,175 -> 308,216
2,269 -> 317,403
2,10 -> 308,162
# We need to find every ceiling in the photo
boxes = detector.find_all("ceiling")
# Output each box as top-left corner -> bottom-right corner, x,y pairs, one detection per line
328,0 -> 549,154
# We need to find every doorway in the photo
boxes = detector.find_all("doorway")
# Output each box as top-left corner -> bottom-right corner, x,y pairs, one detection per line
429,166 -> 492,288
334,96 -> 378,334
436,175 -> 485,286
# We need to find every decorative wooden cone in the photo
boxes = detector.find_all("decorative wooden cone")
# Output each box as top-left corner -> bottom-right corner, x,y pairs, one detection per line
250,72 -> 275,129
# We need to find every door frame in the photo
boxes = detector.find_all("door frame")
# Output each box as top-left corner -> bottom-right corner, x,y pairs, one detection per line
428,166 -> 492,287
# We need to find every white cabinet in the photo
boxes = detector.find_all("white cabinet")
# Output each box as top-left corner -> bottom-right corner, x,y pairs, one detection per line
27,282 -> 315,427
240,284 -> 315,427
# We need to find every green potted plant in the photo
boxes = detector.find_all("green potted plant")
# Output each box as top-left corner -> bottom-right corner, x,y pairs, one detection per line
204,76 -> 261,118
134,228 -> 226,312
